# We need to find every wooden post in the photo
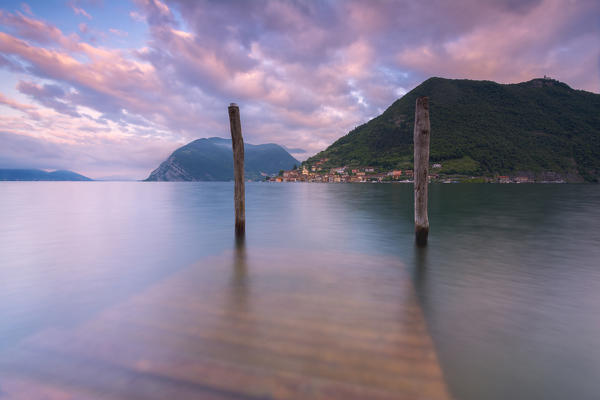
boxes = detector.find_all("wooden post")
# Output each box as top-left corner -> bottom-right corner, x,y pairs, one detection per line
414,97 -> 430,246
228,103 -> 245,237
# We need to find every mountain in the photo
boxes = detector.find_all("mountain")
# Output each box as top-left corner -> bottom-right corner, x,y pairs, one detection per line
0,169 -> 92,181
306,77 -> 600,182
145,137 -> 299,181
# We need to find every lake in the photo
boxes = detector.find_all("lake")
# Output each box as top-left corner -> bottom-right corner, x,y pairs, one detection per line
1,182 -> 599,399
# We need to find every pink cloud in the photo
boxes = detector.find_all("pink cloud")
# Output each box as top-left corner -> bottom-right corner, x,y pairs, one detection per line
0,10 -> 67,46
0,91 -> 39,119
69,2 -> 92,19
0,0 -> 597,179
395,0 -> 600,91
109,28 -> 128,37
17,80 -> 81,117
129,11 -> 145,22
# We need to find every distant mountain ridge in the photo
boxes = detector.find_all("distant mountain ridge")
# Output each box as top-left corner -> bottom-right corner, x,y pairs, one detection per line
145,137 -> 299,181
306,77 -> 600,182
0,169 -> 92,181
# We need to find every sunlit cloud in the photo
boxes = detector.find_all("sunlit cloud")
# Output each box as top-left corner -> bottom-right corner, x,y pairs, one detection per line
0,91 -> 39,118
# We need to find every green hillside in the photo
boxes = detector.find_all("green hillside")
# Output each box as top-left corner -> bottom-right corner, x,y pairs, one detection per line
306,77 -> 600,182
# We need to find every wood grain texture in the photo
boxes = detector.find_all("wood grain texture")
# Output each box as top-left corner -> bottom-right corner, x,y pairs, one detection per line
0,249 -> 451,400
414,96 -> 430,246
228,103 -> 245,237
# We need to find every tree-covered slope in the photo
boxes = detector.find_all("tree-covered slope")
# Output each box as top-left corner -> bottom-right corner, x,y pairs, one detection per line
307,77 -> 600,182
145,137 -> 298,181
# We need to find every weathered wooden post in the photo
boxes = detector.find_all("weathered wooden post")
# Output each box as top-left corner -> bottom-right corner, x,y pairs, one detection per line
228,103 -> 245,237
414,97 -> 430,246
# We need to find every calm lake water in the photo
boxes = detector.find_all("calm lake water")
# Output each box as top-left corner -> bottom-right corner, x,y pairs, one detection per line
1,182 -> 599,399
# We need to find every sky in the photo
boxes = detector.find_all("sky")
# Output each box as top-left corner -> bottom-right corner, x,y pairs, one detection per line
0,0 -> 598,180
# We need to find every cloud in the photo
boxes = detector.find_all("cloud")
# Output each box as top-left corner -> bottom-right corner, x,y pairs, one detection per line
20,3 -> 32,16
109,28 -> 128,37
129,0 -> 401,153
69,1 -> 92,19
0,29 -> 174,128
0,127 -> 179,180
395,0 -> 600,91
134,0 -> 599,157
129,11 -> 145,22
0,92 -> 39,119
0,131 -> 69,170
0,10 -> 69,47
0,54 -> 24,72
283,146 -> 306,154
0,0 -> 598,178
17,80 -> 81,117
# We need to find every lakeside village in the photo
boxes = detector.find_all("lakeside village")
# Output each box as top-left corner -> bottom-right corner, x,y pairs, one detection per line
264,158 -> 566,184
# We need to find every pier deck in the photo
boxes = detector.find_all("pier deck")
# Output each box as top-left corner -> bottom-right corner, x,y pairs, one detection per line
0,250 -> 450,400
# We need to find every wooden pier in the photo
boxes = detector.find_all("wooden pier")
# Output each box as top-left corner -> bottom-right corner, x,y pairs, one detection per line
0,250 -> 450,399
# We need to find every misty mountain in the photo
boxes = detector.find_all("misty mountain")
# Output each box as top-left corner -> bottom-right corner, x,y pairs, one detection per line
0,169 -> 93,181
145,137 -> 299,181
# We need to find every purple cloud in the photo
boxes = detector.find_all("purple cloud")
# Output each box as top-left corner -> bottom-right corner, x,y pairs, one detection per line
0,53 -> 24,71
17,80 -> 81,117
0,0 -> 598,179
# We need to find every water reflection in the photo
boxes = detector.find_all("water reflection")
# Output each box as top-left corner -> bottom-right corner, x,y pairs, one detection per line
412,245 -> 428,292
0,183 -> 233,353
1,182 -> 599,399
408,185 -> 600,400
230,235 -> 249,312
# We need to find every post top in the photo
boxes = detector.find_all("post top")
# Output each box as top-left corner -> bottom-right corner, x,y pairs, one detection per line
229,103 -> 238,107
416,96 -> 429,109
